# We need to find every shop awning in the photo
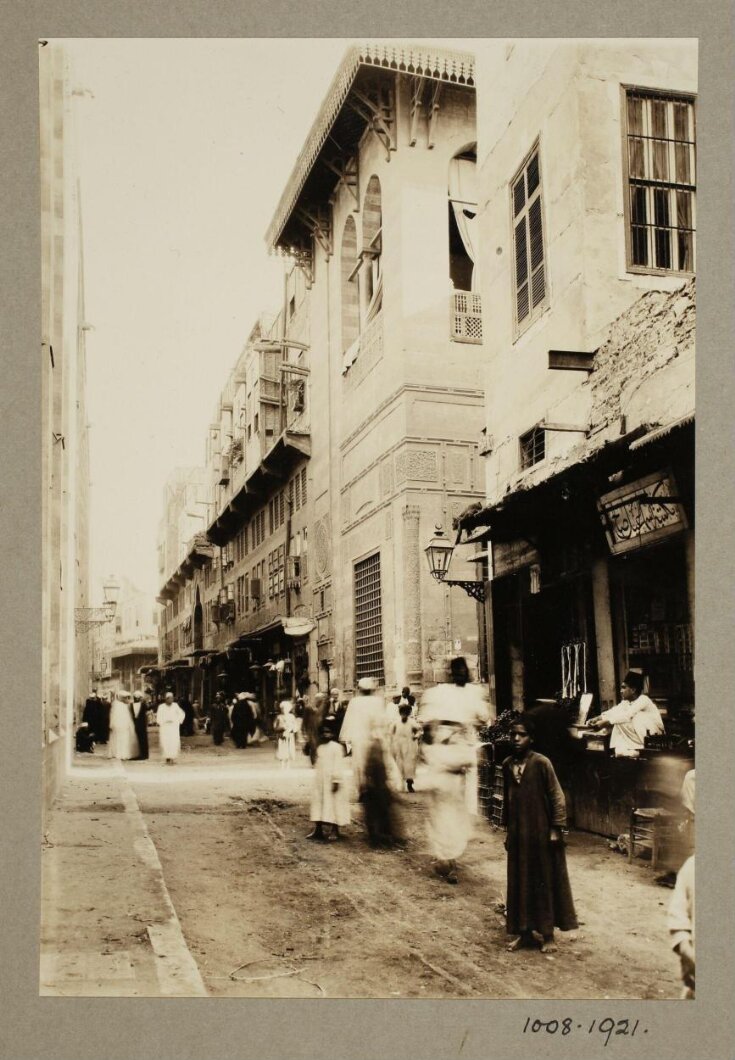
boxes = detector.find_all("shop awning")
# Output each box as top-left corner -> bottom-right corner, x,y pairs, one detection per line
459,426 -> 653,544
628,413 -> 694,451
283,617 -> 316,637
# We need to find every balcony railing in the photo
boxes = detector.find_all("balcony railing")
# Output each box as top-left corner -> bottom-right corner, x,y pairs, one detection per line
450,290 -> 483,344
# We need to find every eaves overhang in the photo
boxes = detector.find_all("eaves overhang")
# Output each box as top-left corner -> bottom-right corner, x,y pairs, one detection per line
265,41 -> 475,254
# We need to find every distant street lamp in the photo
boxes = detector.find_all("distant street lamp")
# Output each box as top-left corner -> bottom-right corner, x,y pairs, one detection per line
75,575 -> 121,632
424,525 -> 486,603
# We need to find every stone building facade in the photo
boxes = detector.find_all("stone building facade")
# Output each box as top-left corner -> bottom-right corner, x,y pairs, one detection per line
460,40 -> 696,774
41,43 -> 90,810
266,42 -> 487,694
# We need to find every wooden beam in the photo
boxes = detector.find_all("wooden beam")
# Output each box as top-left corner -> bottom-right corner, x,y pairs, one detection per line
548,349 -> 596,372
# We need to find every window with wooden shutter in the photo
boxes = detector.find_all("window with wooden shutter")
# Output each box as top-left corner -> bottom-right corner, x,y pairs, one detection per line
624,89 -> 696,273
511,144 -> 547,332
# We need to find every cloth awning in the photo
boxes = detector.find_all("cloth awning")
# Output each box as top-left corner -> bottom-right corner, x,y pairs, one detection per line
283,617 -> 316,637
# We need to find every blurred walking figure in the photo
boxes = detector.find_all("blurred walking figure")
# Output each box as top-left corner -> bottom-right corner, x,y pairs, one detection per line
341,677 -> 403,848
390,703 -> 422,793
502,716 -> 578,953
156,692 -> 185,765
210,692 -> 229,746
231,692 -> 256,749
179,694 -> 195,737
275,699 -> 297,768
668,855 -> 695,998
304,692 -> 329,765
131,691 -> 149,760
419,658 -> 489,883
340,677 -> 388,795
108,691 -> 140,761
307,715 -> 350,841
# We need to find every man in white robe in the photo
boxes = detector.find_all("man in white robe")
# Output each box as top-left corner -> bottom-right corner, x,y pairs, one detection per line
588,670 -> 664,757
156,692 -> 186,764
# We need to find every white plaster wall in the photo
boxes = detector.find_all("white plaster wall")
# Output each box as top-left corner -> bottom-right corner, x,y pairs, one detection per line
474,39 -> 697,506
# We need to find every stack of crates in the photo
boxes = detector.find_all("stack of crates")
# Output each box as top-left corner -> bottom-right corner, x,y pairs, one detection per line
490,765 -> 505,829
477,743 -> 494,819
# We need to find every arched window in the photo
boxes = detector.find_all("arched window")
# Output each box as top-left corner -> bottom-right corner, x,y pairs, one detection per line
341,215 -> 360,354
448,146 -> 477,291
361,175 -> 383,321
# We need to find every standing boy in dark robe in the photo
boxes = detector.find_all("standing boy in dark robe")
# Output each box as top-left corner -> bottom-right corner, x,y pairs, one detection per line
502,715 -> 578,953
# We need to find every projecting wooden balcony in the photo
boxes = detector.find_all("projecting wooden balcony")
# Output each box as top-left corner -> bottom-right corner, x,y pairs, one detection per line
206,427 -> 311,547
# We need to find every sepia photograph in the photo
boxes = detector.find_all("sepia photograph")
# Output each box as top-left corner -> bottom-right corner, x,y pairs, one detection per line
39,36 -> 698,1003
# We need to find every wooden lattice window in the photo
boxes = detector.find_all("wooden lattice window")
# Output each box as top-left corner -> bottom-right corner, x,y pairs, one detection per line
354,552 -> 385,683
511,145 -> 547,332
624,89 -> 696,273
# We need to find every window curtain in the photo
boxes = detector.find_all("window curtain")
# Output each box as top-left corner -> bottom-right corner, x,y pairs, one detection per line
448,156 -> 478,291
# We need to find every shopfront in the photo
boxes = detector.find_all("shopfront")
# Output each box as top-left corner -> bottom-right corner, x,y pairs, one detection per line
469,421 -> 695,839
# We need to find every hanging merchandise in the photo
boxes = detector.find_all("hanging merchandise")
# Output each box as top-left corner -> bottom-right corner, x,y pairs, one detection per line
560,640 -> 588,701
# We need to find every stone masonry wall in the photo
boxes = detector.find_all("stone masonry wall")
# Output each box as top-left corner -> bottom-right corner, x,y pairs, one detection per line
588,278 -> 695,437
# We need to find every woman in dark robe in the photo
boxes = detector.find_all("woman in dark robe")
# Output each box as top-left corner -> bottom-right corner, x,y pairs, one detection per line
210,693 -> 229,746
131,692 -> 149,760
502,715 -> 578,953
230,693 -> 255,749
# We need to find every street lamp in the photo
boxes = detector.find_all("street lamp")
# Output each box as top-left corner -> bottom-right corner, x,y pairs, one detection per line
424,525 -> 455,582
424,525 -> 486,603
75,575 -> 121,632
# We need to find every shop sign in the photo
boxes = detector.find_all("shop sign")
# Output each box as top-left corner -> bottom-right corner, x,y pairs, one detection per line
598,470 -> 687,556
492,539 -> 540,579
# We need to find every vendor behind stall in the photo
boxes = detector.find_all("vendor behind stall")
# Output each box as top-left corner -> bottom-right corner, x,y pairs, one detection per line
588,670 -> 664,758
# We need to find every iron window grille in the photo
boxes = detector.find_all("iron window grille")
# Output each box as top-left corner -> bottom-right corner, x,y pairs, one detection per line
520,425 -> 546,470
624,89 -> 696,273
354,552 -> 385,683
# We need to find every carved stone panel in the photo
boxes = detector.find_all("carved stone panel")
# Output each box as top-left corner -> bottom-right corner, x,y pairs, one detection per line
380,457 -> 394,497
395,448 -> 438,484
447,446 -> 469,486
314,515 -> 332,579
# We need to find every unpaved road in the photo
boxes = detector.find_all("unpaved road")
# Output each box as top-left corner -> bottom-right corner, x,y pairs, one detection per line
126,738 -> 681,1000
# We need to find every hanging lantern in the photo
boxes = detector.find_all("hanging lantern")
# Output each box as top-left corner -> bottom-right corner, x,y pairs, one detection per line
424,525 -> 455,582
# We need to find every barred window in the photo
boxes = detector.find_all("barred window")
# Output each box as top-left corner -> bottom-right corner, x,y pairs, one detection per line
624,90 -> 696,273
354,552 -> 385,683
520,425 -> 546,470
511,144 -> 547,331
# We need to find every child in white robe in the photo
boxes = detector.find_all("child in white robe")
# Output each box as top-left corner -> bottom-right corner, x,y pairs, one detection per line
307,716 -> 350,841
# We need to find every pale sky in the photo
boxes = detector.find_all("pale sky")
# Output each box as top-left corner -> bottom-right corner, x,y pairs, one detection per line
61,38 -> 476,605
60,38 -> 351,603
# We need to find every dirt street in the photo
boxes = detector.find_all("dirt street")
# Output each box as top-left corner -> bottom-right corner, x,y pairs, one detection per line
120,733 -> 681,1000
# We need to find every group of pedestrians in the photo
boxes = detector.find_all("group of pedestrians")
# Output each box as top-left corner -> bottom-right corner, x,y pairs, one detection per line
301,657 -> 581,955
207,690 -> 268,748
77,688 -> 188,765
